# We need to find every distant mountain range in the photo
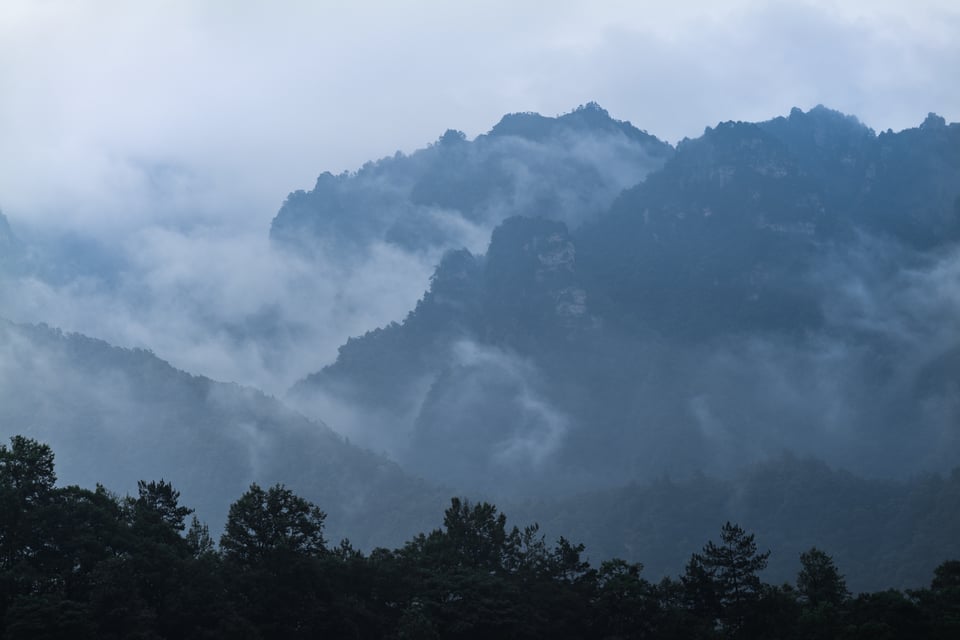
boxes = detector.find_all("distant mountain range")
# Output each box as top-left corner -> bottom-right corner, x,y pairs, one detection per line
0,319 -> 445,548
288,105 -> 960,494
270,102 -> 672,258
2,103 -> 959,592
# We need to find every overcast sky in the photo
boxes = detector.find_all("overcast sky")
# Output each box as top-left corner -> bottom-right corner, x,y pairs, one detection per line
1,0 -> 958,234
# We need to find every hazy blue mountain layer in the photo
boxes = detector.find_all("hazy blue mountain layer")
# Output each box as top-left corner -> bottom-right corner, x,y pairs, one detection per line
517,455 -> 960,593
290,106 -> 960,494
1,316 -> 956,593
270,102 -> 672,258
0,319 -> 445,548
2,104 -> 958,595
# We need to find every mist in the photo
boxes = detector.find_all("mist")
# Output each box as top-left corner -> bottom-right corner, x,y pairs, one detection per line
2,0 -> 957,395
1,3 -> 960,619
284,107 -> 960,496
0,219 -> 434,394
0,102 -> 668,397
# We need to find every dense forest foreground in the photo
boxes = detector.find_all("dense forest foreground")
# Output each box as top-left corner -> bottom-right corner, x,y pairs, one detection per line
1,436 -> 958,639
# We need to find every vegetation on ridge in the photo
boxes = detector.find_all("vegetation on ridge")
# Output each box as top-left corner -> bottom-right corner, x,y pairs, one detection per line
2,436 -> 959,639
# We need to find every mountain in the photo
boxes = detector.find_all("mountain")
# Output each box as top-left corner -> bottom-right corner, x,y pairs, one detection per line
269,102 -> 672,259
289,106 -> 960,494
519,455 -> 960,593
289,216 -> 615,495
579,106 -> 960,337
3,104 -> 959,595
0,319 -> 445,547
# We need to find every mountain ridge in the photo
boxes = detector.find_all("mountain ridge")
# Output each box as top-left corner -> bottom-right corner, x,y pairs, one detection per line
0,318 -> 446,548
289,105 -> 960,495
269,103 -> 673,258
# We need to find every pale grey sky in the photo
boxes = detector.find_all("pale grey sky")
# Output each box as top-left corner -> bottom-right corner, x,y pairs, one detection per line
1,0 -> 959,468
1,0 -> 958,233
1,1 -> 959,394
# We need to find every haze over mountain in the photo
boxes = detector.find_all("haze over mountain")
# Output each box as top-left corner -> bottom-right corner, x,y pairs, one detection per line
1,104 -> 959,592
290,106 -> 960,494
0,319 -> 445,548
271,103 -> 671,258
0,105 -> 668,397
3,5 -> 960,634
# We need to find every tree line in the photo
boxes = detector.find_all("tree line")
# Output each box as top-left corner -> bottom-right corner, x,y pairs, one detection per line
1,436 -> 958,639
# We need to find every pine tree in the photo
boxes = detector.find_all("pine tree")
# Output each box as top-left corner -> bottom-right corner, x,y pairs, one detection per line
684,522 -> 770,636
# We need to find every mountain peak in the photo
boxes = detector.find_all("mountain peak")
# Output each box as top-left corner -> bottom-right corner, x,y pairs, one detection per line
921,112 -> 947,129
437,129 -> 468,146
488,111 -> 556,140
770,105 -> 872,136
487,103 -> 669,152
566,100 -> 612,120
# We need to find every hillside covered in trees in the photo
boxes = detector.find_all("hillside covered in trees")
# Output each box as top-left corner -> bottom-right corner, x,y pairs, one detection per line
1,317 -> 958,593
290,106 -> 960,493
2,436 -> 958,640
3,0 -> 959,633
0,319 -> 445,549
270,103 -> 672,258
2,103 -> 959,615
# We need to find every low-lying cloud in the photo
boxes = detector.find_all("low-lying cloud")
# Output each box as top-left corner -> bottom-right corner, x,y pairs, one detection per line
0,219 -> 437,395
